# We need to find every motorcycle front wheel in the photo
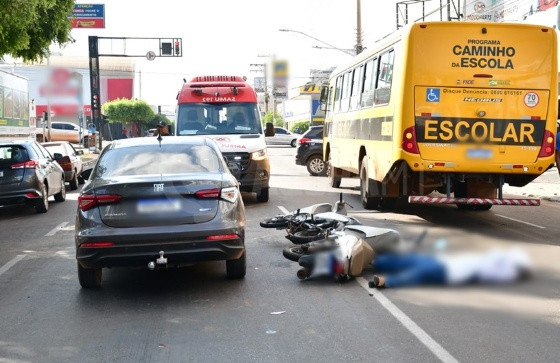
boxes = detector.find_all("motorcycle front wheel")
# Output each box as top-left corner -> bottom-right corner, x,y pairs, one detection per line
260,216 -> 289,228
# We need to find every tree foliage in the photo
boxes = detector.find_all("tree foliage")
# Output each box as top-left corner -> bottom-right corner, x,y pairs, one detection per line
102,99 -> 155,125
262,111 -> 284,127
0,0 -> 75,62
290,121 -> 310,134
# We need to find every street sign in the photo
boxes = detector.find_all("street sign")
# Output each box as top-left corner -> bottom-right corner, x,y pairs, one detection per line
146,51 -> 156,61
70,4 -> 105,29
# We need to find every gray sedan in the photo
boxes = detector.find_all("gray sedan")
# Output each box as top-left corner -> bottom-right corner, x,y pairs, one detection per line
75,137 -> 246,288
0,140 -> 66,213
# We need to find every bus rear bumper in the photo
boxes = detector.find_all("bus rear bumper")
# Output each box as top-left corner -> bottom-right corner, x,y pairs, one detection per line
408,196 -> 540,206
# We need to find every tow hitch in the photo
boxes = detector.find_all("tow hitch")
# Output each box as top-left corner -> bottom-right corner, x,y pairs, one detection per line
148,251 -> 168,270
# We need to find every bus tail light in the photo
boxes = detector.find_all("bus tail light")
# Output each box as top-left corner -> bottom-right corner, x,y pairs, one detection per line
538,130 -> 555,158
402,126 -> 419,154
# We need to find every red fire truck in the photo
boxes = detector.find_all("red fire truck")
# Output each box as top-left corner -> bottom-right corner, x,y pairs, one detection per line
176,76 -> 273,202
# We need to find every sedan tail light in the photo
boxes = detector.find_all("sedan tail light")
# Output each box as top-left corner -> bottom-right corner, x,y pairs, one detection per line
10,160 -> 38,169
78,194 -> 122,211
195,187 -> 239,203
80,242 -> 115,248
56,156 -> 73,171
195,188 -> 220,199
206,234 -> 240,241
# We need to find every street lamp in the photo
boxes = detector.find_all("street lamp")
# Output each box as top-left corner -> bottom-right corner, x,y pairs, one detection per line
278,29 -> 355,56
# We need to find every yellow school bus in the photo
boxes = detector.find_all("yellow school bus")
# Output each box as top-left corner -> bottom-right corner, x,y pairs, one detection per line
323,21 -> 557,210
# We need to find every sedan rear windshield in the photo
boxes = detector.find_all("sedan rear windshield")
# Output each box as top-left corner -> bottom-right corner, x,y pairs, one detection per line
94,144 -> 221,178
0,145 -> 29,167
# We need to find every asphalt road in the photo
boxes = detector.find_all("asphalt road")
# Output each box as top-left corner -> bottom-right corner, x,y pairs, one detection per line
0,146 -> 559,362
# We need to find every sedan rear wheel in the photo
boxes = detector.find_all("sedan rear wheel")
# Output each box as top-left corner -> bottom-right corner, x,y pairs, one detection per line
78,262 -> 102,288
35,184 -> 49,214
69,170 -> 79,190
226,251 -> 246,279
54,176 -> 66,202
290,139 -> 297,147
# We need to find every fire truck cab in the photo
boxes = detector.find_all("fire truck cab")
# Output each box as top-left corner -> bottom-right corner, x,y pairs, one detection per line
176,76 -> 272,202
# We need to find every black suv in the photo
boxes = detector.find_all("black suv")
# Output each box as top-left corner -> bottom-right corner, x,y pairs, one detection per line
295,126 -> 326,176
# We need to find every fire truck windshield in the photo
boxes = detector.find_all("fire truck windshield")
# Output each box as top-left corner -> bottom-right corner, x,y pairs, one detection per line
177,103 -> 262,135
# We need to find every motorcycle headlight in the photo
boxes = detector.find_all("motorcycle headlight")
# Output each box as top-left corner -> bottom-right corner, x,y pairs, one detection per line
251,149 -> 267,161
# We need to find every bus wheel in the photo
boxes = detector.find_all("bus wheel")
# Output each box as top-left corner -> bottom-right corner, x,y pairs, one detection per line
380,197 -> 397,209
328,155 -> 341,188
360,156 -> 380,210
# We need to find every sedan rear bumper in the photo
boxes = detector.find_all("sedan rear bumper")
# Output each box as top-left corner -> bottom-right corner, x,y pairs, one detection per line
77,237 -> 245,268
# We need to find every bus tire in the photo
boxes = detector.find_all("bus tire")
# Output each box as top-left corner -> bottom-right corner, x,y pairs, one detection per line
360,156 -> 380,210
328,154 -> 341,188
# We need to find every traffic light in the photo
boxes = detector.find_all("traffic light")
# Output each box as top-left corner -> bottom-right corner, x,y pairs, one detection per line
174,40 -> 180,56
92,94 -> 99,109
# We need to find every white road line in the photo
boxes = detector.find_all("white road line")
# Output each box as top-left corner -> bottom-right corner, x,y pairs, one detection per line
0,255 -> 26,277
277,206 -> 290,215
356,277 -> 460,363
495,214 -> 546,229
45,221 -> 69,237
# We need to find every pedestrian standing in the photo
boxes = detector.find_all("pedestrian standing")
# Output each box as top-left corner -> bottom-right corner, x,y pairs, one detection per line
122,127 -> 128,139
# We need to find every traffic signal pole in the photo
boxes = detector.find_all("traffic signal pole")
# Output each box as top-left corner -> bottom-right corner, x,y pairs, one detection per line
88,36 -> 182,150
88,36 -> 102,150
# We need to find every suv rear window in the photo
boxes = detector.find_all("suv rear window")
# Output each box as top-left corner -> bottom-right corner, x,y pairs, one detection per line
0,145 -> 29,166
304,127 -> 323,139
94,144 -> 221,178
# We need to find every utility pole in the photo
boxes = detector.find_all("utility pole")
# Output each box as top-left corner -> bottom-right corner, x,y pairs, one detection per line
250,63 -> 269,112
355,0 -> 363,55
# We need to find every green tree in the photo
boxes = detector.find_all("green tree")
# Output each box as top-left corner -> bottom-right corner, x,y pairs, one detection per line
102,98 -> 155,124
290,121 -> 310,134
0,0 -> 75,62
262,111 -> 284,127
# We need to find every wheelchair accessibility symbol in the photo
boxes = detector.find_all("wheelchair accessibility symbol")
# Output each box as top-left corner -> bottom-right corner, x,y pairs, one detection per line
426,88 -> 440,102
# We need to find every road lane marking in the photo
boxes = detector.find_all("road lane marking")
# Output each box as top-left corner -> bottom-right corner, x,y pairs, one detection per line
356,277 -> 460,363
278,206 -> 290,215
495,214 -> 546,229
45,221 -> 69,236
0,255 -> 26,277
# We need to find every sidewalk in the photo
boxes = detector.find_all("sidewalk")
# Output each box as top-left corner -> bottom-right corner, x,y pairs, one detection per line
503,166 -> 560,203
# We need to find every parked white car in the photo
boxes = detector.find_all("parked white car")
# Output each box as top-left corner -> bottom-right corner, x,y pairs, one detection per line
265,127 -> 300,147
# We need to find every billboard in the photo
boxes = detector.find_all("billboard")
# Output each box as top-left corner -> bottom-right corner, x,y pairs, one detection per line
272,60 -> 289,100
70,4 -> 105,29
253,77 -> 265,93
463,0 -> 537,22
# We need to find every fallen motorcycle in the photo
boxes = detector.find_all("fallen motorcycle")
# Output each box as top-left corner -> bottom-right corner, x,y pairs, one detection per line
283,225 -> 403,280
260,193 -> 352,229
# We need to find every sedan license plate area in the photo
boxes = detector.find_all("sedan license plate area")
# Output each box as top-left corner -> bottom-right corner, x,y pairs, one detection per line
466,149 -> 493,159
137,199 -> 181,214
